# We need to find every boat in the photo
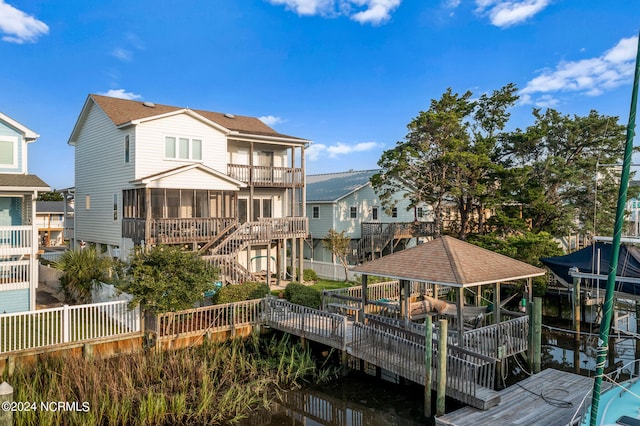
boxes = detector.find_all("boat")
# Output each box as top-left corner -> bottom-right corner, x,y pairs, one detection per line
578,360 -> 640,426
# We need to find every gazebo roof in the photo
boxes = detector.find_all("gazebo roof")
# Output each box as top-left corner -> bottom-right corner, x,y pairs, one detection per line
352,235 -> 545,288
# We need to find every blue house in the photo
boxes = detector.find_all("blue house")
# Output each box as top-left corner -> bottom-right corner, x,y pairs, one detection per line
0,113 -> 50,313
305,169 -> 436,264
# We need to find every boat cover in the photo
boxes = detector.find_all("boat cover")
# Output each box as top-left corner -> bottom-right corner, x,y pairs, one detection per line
540,242 -> 640,295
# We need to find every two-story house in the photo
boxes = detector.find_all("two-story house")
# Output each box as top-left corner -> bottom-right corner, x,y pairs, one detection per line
36,200 -> 70,247
0,113 -> 50,313
68,95 -> 309,284
305,169 -> 435,264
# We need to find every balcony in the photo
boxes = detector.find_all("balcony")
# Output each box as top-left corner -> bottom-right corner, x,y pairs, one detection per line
122,217 -> 238,245
0,226 -> 33,256
228,164 -> 303,188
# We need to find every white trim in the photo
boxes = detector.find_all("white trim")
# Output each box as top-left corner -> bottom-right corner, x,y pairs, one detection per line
131,163 -> 246,188
0,112 -> 39,140
127,109 -> 231,135
0,136 -> 18,168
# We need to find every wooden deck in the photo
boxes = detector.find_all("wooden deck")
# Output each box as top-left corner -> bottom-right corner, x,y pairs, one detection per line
435,368 -> 597,426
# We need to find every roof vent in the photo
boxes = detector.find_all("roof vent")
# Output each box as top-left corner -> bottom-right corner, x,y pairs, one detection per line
224,113 -> 235,119
142,101 -> 156,108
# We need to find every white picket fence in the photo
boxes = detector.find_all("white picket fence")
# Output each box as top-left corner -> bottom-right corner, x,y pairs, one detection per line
303,260 -> 357,281
0,300 -> 141,354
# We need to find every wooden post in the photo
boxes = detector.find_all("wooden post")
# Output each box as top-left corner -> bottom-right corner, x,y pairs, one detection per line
0,382 -> 13,426
572,268 -> 581,342
424,316 -> 433,417
299,238 -> 304,282
436,319 -> 448,416
456,287 -> 464,346
360,275 -> 368,323
529,297 -> 542,373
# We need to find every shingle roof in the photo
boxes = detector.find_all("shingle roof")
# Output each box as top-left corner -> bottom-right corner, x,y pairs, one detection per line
353,235 -> 545,287
306,169 -> 379,202
90,94 -> 306,141
36,201 -> 72,213
0,174 -> 50,190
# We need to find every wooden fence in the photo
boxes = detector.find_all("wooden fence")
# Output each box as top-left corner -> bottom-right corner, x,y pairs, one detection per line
148,299 -> 265,339
461,315 -> 529,360
0,300 -> 140,354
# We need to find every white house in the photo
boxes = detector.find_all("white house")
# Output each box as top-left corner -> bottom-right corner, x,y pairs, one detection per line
36,200 -> 71,247
0,113 -> 50,313
305,169 -> 435,264
68,94 -> 309,284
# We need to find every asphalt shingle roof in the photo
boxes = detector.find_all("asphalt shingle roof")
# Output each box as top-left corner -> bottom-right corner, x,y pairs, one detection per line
306,169 -> 379,202
353,235 -> 545,287
0,174 -> 50,190
90,94 -> 306,141
36,201 -> 72,213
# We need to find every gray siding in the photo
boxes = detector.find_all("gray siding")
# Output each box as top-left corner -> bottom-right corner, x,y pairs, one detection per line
0,120 -> 24,174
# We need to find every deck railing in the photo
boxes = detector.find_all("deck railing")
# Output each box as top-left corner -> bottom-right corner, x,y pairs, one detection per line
149,299 -> 264,339
122,217 -> 238,245
0,259 -> 31,289
0,300 -> 140,354
228,164 -> 304,187
462,315 -> 529,360
0,226 -> 33,256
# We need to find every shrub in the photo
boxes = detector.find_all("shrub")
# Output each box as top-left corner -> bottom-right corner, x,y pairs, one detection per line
303,268 -> 319,282
284,282 -> 321,309
213,282 -> 270,304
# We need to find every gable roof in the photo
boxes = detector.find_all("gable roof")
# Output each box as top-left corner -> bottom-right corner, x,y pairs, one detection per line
0,112 -> 39,141
353,235 -> 545,288
306,169 -> 379,203
130,163 -> 246,188
0,174 -> 50,192
69,94 -> 307,144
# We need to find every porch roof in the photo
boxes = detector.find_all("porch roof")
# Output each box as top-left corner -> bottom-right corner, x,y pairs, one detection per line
0,174 -> 50,192
130,164 -> 246,189
352,235 -> 545,288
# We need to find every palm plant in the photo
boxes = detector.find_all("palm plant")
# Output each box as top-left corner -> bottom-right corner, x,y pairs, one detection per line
54,247 -> 113,304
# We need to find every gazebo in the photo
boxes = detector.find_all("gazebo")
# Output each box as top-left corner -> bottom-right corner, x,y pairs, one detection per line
352,235 -> 546,344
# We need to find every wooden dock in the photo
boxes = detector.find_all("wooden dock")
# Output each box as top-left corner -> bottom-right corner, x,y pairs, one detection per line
435,368 -> 598,426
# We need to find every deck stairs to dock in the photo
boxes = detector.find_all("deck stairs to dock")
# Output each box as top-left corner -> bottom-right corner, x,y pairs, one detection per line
264,298 -> 502,410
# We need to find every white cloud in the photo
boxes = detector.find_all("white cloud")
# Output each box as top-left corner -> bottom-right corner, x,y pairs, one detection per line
475,0 -> 549,28
307,141 -> 382,161
267,0 -> 401,25
520,35 -> 639,106
111,48 -> 132,61
258,115 -> 284,126
98,89 -> 142,100
0,0 -> 48,44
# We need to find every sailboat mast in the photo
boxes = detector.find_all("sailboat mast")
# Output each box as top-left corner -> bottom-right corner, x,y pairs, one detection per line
589,32 -> 640,426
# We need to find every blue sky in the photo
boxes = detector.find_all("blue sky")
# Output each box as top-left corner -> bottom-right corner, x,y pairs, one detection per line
0,0 -> 639,190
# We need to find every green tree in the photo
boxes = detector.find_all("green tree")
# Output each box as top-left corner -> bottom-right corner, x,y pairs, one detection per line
37,190 -> 64,201
322,229 -> 351,281
118,245 -> 217,314
501,109 -> 634,236
54,247 -> 113,304
372,84 -> 518,239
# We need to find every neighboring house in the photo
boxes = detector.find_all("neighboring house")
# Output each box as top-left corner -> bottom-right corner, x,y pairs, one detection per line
305,169 -> 435,264
0,113 -> 50,313
68,95 -> 309,284
36,200 -> 72,247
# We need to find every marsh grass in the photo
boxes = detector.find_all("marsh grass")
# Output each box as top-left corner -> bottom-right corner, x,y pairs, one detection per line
7,333 -> 339,425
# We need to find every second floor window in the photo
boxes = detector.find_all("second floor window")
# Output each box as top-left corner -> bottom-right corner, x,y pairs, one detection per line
124,135 -> 130,163
391,208 -> 398,218
350,207 -> 357,219
165,136 -> 202,161
312,206 -> 320,219
0,137 -> 17,167
417,207 -> 424,218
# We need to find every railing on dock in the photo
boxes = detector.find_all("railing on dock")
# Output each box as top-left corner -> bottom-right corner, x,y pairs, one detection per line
462,316 -> 529,360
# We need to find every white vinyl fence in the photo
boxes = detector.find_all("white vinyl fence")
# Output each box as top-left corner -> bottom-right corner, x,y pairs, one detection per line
303,260 -> 357,281
0,300 -> 141,354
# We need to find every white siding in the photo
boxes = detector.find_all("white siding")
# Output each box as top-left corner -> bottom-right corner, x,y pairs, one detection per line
135,114 -> 227,179
146,169 -> 240,191
74,102 -> 133,246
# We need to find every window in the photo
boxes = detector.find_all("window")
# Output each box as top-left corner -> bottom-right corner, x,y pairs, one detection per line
113,194 -> 118,220
391,207 -> 398,218
0,137 -> 17,167
312,206 -> 320,219
417,207 -> 424,218
85,195 -> 91,210
372,207 -> 378,221
350,207 -> 357,219
165,136 -> 202,160
124,135 -> 130,163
